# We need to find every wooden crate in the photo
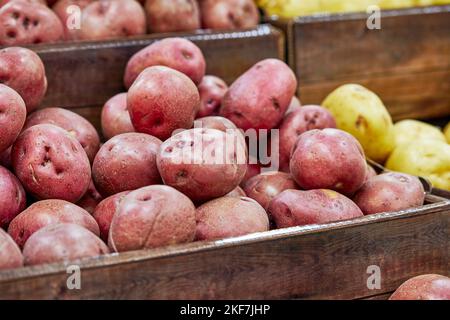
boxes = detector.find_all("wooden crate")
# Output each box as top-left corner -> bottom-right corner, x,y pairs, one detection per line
273,5 -> 450,121
0,22 -> 448,300
21,24 -> 284,130
0,192 -> 448,300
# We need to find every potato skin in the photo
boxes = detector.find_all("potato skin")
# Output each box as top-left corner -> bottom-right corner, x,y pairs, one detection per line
389,274 -> 450,300
243,171 -> 298,211
0,146 -> 12,169
78,0 -> 146,41
268,189 -> 363,228
200,0 -> 260,30
196,75 -> 228,118
386,139 -> 450,191
279,105 -> 336,172
23,107 -> 100,163
52,0 -> 94,40
240,162 -> 261,187
0,228 -> 23,270
353,172 -> 425,215
1,0 -> 46,6
194,115 -> 240,133
92,132 -> 162,197
109,185 -> 196,252
364,164 -> 377,183
0,165 -> 26,228
393,119 -> 446,147
220,59 -> 297,130
0,84 -> 26,153
322,84 -> 395,163
12,124 -> 91,202
128,66 -> 199,140
92,191 -> 129,242
290,128 -> 366,196
101,92 -> 135,140
23,223 -> 109,266
145,0 -> 200,33
225,186 -> 246,198
124,37 -> 206,88
157,128 -> 247,202
0,1 -> 64,46
76,179 -> 102,214
196,196 -> 269,241
8,199 -> 99,248
0,47 -> 47,113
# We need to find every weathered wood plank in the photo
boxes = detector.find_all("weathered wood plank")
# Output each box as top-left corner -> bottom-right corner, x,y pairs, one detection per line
21,25 -> 284,109
280,6 -> 450,120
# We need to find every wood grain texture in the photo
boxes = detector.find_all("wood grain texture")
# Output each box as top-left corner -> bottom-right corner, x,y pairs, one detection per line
284,6 -> 450,120
0,195 -> 448,300
27,25 -> 284,110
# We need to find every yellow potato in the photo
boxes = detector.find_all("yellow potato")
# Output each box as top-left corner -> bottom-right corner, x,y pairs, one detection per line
257,0 -> 321,18
394,120 -> 447,147
386,139 -> 450,190
379,0 -> 415,8
322,84 -> 395,163
444,122 -> 450,143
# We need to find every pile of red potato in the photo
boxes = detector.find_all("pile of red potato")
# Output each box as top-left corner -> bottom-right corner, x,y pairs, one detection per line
0,37 -> 448,299
0,0 -> 260,45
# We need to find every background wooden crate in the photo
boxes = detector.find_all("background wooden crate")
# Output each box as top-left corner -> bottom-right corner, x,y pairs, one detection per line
23,24 -> 284,131
275,5 -> 450,121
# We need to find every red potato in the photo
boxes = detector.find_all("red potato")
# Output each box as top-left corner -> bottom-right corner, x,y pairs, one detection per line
269,189 -> 363,228
109,185 -> 196,252
225,186 -> 246,198
243,171 -> 298,211
364,164 -> 377,183
92,191 -> 129,242
8,199 -> 99,248
101,92 -> 135,140
290,128 -> 366,196
195,196 -> 269,241
279,105 -> 337,172
194,115 -> 245,146
77,0 -> 146,41
0,228 -> 23,270
157,128 -> 247,202
220,59 -> 297,130
23,223 -> 108,266
124,37 -> 206,89
194,116 -> 237,131
76,179 -> 102,214
0,84 -> 26,153
23,107 -> 100,163
353,172 -> 425,215
0,146 -> 12,168
241,164 -> 261,184
11,124 -> 91,202
285,96 -> 301,115
196,75 -> 228,118
0,47 -> 47,113
92,132 -> 162,197
0,165 -> 26,228
389,274 -> 450,300
127,66 -> 199,140
200,0 -> 259,30
0,1 -> 63,45
52,0 -> 94,40
145,0 -> 200,33
1,0 -> 46,6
